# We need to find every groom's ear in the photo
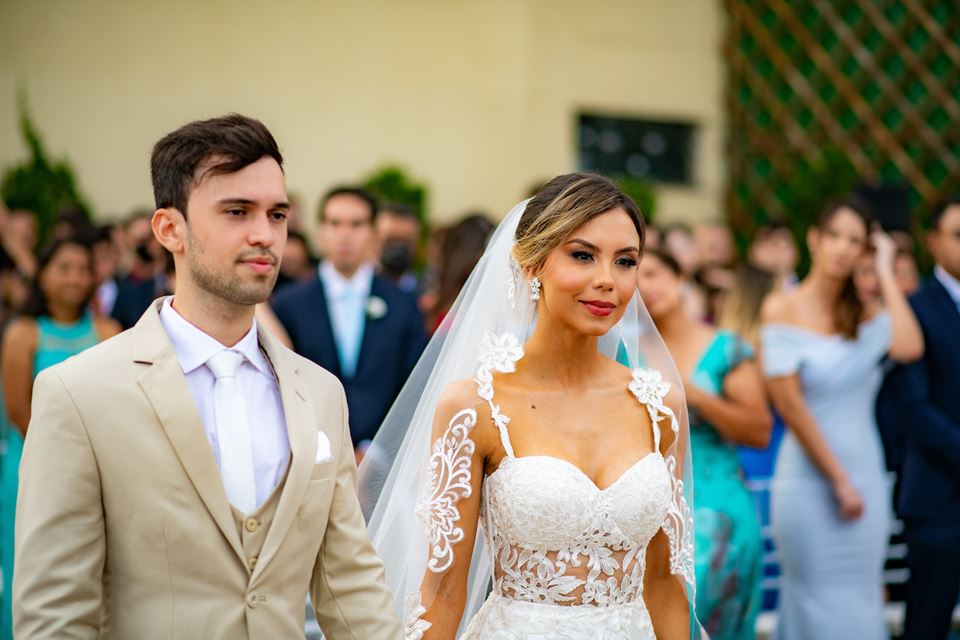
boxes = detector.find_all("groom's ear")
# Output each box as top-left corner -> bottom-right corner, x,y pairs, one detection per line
152,207 -> 187,255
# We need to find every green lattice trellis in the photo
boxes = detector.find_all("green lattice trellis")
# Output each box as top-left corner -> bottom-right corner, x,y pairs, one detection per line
723,0 -> 960,249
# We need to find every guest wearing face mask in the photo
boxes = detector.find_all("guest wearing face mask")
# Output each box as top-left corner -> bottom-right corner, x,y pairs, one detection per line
376,202 -> 422,294
272,187 -> 426,457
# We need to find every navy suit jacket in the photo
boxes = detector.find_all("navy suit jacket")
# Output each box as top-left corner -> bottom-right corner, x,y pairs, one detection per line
887,276 -> 960,523
271,270 -> 427,445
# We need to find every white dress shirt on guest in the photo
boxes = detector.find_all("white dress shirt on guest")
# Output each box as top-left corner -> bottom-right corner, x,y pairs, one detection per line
319,261 -> 374,378
159,296 -> 290,508
935,265 -> 960,311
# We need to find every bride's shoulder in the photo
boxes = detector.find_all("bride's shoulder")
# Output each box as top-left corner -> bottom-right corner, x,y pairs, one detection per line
435,377 -> 485,413
432,378 -> 499,449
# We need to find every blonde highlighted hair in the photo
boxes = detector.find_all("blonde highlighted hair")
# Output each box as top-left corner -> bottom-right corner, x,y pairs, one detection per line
514,173 -> 645,273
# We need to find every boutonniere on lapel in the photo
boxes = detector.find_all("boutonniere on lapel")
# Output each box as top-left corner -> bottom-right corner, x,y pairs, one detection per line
366,295 -> 388,320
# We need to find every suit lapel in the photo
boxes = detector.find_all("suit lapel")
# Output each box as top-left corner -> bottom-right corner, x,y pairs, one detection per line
927,278 -> 960,352
252,328 -> 316,580
132,300 -> 246,564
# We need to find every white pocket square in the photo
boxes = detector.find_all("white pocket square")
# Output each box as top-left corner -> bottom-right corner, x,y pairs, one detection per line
314,431 -> 333,464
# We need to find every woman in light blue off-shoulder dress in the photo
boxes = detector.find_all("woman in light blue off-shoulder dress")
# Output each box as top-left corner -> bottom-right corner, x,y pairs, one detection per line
759,196 -> 923,640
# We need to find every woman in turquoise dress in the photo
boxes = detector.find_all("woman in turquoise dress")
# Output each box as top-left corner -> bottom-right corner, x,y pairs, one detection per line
0,237 -> 120,639
638,248 -> 772,639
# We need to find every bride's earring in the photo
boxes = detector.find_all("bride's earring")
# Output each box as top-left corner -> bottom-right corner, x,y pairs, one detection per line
529,277 -> 542,301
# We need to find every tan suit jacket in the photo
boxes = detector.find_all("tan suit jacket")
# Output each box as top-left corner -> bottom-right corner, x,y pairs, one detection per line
13,300 -> 402,639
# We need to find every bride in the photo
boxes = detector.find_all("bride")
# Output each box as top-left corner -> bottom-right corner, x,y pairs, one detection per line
360,173 -> 702,639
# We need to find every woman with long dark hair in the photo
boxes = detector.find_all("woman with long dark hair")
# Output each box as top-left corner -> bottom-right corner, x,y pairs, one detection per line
760,196 -> 923,639
638,249 -> 771,638
0,236 -> 120,637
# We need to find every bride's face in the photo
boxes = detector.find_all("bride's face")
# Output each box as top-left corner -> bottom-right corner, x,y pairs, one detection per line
536,208 -> 641,337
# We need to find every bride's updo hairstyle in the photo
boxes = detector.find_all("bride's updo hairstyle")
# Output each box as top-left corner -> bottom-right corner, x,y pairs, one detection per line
514,172 -> 646,273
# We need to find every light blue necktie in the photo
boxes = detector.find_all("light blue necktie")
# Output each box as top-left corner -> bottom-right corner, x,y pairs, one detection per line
336,286 -> 364,378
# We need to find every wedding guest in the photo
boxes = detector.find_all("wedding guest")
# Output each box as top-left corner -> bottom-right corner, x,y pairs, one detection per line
427,212 -> 494,332
749,219 -> 800,289
717,264 -> 776,348
695,221 -> 735,270
889,196 -> 960,640
0,246 -> 28,327
760,196 -> 923,639
272,230 -> 315,294
87,225 -> 122,316
111,215 -> 168,329
894,249 -> 920,296
272,186 -> 426,452
376,202 -> 422,293
0,207 -> 38,280
0,246 -> 25,640
663,222 -> 708,320
854,251 -> 881,306
638,248 -> 771,638
715,264 -> 784,481
0,236 -> 120,637
662,222 -> 698,276
49,208 -> 90,242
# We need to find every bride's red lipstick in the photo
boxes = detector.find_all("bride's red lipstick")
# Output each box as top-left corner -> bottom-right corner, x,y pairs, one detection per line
581,300 -> 615,317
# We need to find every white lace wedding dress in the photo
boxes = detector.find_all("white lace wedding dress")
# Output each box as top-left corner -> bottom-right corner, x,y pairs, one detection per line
407,335 -> 692,640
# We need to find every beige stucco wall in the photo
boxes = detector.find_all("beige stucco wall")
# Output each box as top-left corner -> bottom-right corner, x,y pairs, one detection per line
0,0 -> 725,229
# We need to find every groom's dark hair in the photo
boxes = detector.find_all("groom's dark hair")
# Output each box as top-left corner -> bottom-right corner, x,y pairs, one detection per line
150,114 -> 283,218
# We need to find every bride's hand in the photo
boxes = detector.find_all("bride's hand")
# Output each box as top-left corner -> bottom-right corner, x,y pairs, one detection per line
832,478 -> 864,520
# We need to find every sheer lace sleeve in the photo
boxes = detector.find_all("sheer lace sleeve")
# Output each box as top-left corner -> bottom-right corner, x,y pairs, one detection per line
405,381 -> 487,639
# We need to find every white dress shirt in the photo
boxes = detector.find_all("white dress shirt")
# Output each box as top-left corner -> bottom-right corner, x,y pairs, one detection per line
319,261 -> 374,378
159,297 -> 290,508
935,265 -> 960,312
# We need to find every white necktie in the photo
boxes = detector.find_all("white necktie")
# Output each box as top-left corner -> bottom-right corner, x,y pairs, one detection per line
207,349 -> 256,514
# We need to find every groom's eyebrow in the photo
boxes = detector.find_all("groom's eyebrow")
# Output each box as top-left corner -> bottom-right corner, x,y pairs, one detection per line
566,238 -> 640,254
217,198 -> 291,209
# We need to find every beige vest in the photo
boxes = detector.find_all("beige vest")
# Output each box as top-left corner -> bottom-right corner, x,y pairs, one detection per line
230,463 -> 289,579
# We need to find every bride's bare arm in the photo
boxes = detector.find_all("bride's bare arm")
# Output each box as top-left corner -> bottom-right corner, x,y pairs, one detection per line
644,529 -> 690,639
643,385 -> 692,638
416,384 -> 496,639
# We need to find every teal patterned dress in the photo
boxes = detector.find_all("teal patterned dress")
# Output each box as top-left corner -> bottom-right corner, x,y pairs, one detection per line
0,312 -> 100,639
689,330 -> 763,639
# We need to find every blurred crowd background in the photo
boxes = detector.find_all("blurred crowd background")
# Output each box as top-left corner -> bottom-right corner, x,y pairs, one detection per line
1,1 -> 959,639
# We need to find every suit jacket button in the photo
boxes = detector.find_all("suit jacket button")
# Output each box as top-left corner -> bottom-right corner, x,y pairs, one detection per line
245,517 -> 259,533
246,592 -> 259,608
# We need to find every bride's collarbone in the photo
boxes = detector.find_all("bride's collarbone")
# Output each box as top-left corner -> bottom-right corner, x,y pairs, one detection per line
484,394 -> 655,477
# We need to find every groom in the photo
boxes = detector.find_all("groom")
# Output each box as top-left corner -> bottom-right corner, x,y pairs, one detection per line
13,114 -> 402,639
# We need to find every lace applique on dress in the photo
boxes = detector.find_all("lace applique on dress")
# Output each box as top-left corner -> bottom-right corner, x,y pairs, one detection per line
474,332 -> 523,456
627,367 -> 696,590
405,332 -> 526,638
403,592 -> 431,640
472,355 -> 678,618
415,407 -> 478,573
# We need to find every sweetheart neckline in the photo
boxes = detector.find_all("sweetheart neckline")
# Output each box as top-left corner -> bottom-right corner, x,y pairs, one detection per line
485,451 -> 664,494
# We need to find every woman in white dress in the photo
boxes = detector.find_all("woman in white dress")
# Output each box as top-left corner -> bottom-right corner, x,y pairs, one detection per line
360,173 -> 703,639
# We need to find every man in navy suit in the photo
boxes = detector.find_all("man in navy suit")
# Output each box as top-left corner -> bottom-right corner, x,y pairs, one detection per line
890,196 -> 960,640
272,186 -> 426,455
